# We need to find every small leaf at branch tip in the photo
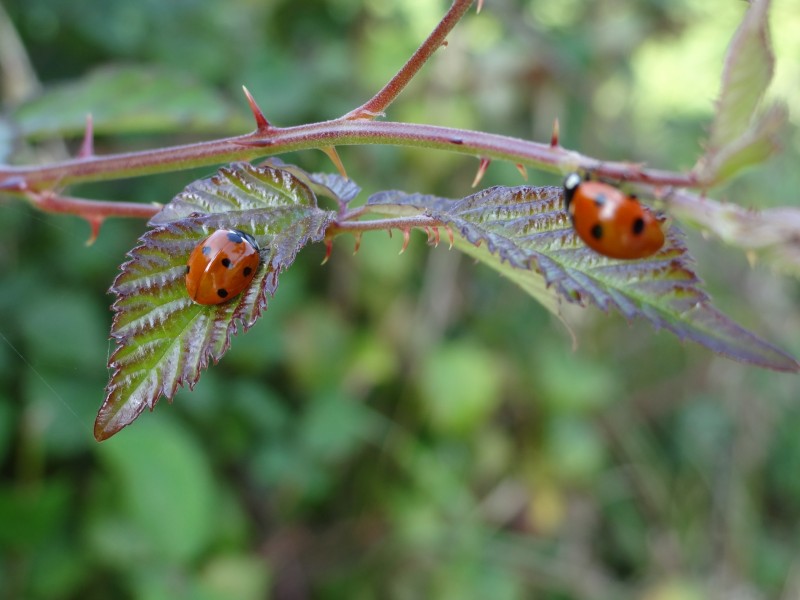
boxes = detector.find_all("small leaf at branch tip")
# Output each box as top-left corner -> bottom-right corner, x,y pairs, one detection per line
320,146 -> 349,180
550,118 -> 560,147
241,85 -> 272,131
515,164 -> 528,181
399,228 -> 411,254
78,114 -> 94,158
472,157 -> 491,188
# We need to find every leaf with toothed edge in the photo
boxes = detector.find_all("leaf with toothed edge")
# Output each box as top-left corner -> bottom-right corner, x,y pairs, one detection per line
95,163 -> 336,440
260,158 -> 361,207
367,186 -> 799,372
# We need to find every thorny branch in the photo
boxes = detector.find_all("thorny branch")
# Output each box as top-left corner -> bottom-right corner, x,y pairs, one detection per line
0,0 -> 796,262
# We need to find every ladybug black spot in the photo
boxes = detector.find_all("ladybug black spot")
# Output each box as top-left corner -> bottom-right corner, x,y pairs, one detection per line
243,266 -> 252,277
227,231 -> 243,243
202,246 -> 212,256
632,218 -> 645,235
186,265 -> 190,273
217,288 -> 229,298
221,257 -> 232,268
590,224 -> 603,240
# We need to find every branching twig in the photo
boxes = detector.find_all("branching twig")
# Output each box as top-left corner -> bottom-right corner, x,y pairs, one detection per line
341,0 -> 475,120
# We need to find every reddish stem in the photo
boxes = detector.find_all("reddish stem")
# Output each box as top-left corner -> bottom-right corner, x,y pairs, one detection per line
30,192 -> 160,220
329,215 -> 440,236
341,0 -> 475,120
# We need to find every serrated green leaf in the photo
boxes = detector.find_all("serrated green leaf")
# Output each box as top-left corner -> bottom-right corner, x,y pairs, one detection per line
261,158 -> 362,207
11,65 -> 248,141
367,186 -> 798,372
95,164 -> 336,440
708,0 -> 773,151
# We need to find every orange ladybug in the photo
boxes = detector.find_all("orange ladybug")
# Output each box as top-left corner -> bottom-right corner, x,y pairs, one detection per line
185,229 -> 261,305
563,172 -> 664,259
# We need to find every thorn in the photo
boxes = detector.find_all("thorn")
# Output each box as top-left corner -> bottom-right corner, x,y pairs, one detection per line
441,40 -> 449,48
399,228 -> 410,254
550,118 -> 560,147
515,163 -> 528,181
353,232 -> 362,255
432,227 -> 440,247
78,114 -> 94,158
321,239 -> 333,265
477,0 -> 484,14
242,85 -> 272,132
320,146 -> 349,180
84,215 -> 103,246
445,225 -> 454,249
387,229 -> 393,239
424,226 -> 433,242
472,157 -> 491,188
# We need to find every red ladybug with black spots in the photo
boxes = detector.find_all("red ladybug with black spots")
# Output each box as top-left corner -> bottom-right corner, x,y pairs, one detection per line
563,172 -> 664,260
185,229 -> 261,305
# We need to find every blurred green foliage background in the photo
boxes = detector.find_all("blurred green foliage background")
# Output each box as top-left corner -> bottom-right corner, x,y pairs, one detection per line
1,0 -> 799,598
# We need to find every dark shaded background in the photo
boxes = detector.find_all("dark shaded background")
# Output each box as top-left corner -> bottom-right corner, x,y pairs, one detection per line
1,0 -> 799,598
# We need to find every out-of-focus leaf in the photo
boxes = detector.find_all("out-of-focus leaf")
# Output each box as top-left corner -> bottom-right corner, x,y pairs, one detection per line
418,342 -> 503,436
197,555 -> 272,600
95,163 -> 336,440
0,481 -> 71,549
367,186 -> 798,372
708,0 -> 773,151
96,417 -> 216,563
666,188 -> 800,277
10,65 -> 249,140
697,102 -> 786,185
697,0 -> 780,185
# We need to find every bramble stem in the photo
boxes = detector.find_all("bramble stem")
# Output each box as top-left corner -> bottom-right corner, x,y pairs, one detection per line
329,215 -> 440,236
341,0 -> 474,120
30,192 -> 160,220
0,120 -> 696,196
0,0 -> 698,228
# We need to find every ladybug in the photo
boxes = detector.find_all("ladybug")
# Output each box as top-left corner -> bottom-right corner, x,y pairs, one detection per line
562,172 -> 664,259
185,229 -> 261,305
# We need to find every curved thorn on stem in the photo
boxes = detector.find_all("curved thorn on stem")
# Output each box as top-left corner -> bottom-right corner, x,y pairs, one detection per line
85,215 -> 103,246
477,0 -> 484,14
321,238 -> 333,265
353,231 -> 362,254
399,228 -> 411,254
515,163 -> 528,181
445,225 -> 454,249
320,146 -> 348,180
472,156 -> 491,188
242,85 -> 272,132
550,117 -> 560,148
432,226 -> 440,247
